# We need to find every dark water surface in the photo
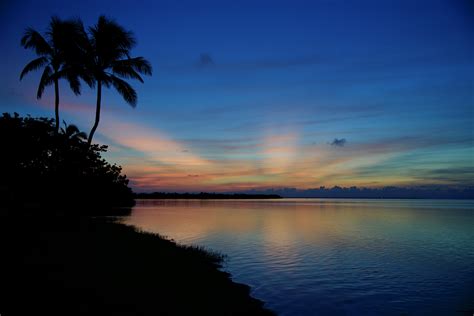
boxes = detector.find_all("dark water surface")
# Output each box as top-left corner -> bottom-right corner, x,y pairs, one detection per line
122,199 -> 474,315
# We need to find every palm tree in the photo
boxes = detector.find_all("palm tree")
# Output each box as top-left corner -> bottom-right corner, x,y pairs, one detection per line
85,16 -> 152,146
20,16 -> 86,133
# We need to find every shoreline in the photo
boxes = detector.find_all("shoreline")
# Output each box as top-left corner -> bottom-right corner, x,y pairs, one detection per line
135,192 -> 282,199
0,214 -> 275,315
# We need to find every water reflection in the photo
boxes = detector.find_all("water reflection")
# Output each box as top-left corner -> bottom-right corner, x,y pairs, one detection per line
123,199 -> 474,315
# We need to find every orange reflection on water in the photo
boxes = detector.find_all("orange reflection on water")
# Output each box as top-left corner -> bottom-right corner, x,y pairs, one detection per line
124,199 -> 421,250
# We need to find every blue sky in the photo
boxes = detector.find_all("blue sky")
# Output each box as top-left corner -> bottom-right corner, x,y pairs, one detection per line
0,0 -> 473,191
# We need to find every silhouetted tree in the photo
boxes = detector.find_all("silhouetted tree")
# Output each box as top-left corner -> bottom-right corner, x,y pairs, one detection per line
20,17 -> 87,133
84,16 -> 152,146
0,113 -> 134,212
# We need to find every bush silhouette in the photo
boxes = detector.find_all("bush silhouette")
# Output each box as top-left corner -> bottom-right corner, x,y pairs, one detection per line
0,113 -> 134,213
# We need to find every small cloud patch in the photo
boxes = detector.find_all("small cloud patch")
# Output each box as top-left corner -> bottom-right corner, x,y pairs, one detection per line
198,53 -> 214,67
330,138 -> 347,147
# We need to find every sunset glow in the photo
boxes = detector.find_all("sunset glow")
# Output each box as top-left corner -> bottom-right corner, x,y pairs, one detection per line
1,0 -> 472,192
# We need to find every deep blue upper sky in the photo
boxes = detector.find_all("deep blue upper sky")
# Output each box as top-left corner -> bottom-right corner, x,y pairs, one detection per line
1,0 -> 473,191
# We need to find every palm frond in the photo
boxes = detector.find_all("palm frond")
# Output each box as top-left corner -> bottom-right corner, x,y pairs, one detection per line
20,57 -> 49,80
130,57 -> 152,75
89,16 -> 136,64
112,57 -> 152,79
112,63 -> 144,82
79,70 -> 96,89
37,66 -> 53,99
48,16 -> 81,52
109,75 -> 137,107
68,18 -> 91,61
55,68 -> 82,95
97,15 -> 136,50
67,72 -> 81,95
50,17 -> 89,58
21,28 -> 52,55
101,77 -> 112,88
46,16 -> 62,44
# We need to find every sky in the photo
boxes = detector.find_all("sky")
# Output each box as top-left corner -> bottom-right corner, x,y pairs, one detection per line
0,0 -> 473,192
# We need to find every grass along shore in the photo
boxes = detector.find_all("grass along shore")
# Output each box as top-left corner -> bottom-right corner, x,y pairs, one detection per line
0,214 -> 275,315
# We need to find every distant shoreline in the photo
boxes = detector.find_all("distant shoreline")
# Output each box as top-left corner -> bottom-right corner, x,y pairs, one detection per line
133,192 -> 474,200
133,187 -> 474,200
134,192 -> 282,199
251,196 -> 474,200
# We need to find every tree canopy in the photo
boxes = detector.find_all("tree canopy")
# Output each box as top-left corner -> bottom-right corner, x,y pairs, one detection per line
0,113 -> 134,214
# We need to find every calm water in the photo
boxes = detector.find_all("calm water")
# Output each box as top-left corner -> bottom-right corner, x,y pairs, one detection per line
122,199 -> 474,315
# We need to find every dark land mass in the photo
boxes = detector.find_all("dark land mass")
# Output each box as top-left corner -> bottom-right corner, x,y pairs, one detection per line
135,192 -> 282,199
0,213 -> 275,316
241,186 -> 474,199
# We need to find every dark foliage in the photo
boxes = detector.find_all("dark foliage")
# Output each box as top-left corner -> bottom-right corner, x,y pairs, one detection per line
0,113 -> 134,213
135,192 -> 282,199
0,216 -> 275,315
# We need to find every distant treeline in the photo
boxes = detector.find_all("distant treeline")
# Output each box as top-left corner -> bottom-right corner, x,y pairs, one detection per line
240,186 -> 474,199
135,192 -> 282,199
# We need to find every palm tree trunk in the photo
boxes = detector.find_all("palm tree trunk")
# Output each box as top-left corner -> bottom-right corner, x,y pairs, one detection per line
87,80 -> 102,147
54,78 -> 60,134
